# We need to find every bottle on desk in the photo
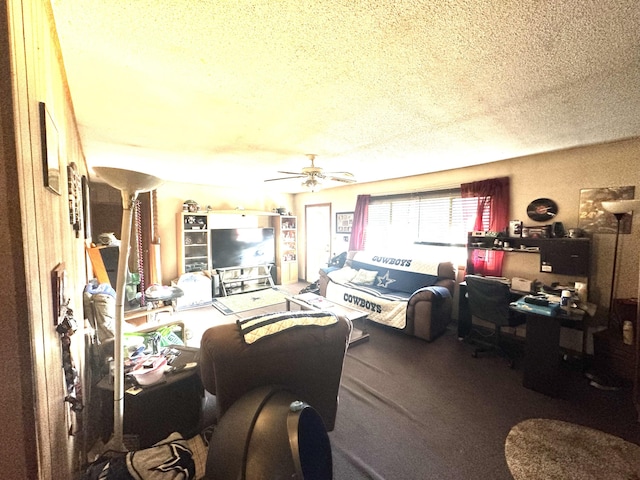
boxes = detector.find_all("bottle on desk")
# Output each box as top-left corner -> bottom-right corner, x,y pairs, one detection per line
560,290 -> 572,307
623,320 -> 634,346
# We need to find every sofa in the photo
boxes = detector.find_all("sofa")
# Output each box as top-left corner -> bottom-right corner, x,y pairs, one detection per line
199,310 -> 352,432
318,249 -> 456,341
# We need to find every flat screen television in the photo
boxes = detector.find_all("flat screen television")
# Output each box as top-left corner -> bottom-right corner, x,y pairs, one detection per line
210,228 -> 276,269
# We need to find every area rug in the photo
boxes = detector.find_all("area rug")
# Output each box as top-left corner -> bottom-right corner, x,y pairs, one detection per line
505,418 -> 640,480
211,288 -> 288,315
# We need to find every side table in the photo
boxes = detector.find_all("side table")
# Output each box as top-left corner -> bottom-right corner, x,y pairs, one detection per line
97,345 -> 203,449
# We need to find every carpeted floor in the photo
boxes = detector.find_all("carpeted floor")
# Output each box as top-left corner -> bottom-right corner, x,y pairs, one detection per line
177,283 -> 640,479
329,323 -> 640,479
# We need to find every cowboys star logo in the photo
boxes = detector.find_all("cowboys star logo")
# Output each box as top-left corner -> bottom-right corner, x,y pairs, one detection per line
376,271 -> 396,288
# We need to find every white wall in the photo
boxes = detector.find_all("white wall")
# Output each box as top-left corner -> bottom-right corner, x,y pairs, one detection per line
151,138 -> 640,328
293,137 -> 640,324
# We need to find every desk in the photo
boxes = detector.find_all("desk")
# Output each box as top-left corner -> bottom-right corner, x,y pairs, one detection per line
512,304 -> 585,397
458,282 -> 587,397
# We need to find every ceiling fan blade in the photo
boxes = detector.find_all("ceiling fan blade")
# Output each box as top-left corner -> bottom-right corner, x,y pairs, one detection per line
327,175 -> 357,183
324,171 -> 355,178
276,170 -> 304,175
264,175 -> 306,182
330,177 -> 357,184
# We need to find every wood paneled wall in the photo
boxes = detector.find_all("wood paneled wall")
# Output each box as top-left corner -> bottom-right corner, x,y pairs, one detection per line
4,1 -> 91,478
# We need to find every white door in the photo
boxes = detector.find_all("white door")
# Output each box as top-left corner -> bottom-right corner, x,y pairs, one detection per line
305,204 -> 331,282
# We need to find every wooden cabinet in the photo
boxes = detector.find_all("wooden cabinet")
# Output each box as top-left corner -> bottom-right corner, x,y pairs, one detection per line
177,212 -> 210,274
539,238 -> 590,276
272,215 -> 298,284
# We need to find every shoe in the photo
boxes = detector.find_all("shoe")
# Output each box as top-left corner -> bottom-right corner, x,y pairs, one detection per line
585,370 -> 624,391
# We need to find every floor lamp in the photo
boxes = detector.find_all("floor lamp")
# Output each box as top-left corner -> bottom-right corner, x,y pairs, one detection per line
601,199 -> 640,322
93,167 -> 163,451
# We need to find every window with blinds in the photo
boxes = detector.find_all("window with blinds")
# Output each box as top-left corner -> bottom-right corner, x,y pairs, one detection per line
365,189 -> 490,250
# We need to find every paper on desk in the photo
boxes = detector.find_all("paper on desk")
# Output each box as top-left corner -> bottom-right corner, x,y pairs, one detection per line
296,292 -> 331,307
577,301 -> 597,317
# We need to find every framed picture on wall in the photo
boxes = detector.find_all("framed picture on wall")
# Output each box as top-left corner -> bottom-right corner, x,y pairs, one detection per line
51,262 -> 66,326
39,102 -> 61,195
81,175 -> 92,240
67,163 -> 82,236
578,186 -> 636,234
336,211 -> 354,234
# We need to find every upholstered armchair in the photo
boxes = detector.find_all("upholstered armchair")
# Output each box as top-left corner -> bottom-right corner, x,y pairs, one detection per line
199,310 -> 352,431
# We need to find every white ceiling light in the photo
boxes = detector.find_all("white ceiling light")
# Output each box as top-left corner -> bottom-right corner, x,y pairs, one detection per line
302,176 -> 322,192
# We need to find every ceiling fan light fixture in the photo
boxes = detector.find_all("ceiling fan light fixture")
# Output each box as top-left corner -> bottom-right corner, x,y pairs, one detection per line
265,154 -> 354,191
302,177 -> 322,192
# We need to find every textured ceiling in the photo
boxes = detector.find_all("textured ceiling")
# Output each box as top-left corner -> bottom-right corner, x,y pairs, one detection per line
50,0 -> 640,192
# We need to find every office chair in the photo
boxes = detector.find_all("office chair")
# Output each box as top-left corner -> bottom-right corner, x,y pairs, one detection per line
465,274 -> 525,367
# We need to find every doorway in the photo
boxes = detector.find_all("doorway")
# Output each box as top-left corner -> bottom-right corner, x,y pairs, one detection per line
305,204 -> 332,283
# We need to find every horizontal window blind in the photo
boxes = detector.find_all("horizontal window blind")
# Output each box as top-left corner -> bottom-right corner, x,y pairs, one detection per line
365,189 -> 490,250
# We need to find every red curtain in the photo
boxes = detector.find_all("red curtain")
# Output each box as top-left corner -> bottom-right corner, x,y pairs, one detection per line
461,177 -> 510,276
348,194 -> 370,251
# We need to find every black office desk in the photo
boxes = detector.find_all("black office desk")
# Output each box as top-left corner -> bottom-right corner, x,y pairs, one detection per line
458,282 -> 586,397
514,305 -> 585,397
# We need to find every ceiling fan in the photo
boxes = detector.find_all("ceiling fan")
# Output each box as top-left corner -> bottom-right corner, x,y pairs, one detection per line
264,154 -> 356,191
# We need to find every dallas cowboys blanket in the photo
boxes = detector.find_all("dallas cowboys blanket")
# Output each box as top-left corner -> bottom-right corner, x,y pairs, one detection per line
82,432 -> 207,480
325,251 -> 445,330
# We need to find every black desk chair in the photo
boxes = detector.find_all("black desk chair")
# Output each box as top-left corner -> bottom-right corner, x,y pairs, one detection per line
465,275 -> 525,367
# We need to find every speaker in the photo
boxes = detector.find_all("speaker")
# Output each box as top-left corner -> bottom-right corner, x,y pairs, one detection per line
211,274 -> 221,297
551,222 -> 565,238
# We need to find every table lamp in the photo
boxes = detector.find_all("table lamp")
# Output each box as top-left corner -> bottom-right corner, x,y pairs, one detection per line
93,167 -> 163,451
601,199 -> 640,320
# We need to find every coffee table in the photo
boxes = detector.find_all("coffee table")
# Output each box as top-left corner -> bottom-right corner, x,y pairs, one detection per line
285,292 -> 370,346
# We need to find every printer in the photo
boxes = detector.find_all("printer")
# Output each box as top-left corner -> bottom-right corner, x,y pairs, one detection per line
511,277 -> 534,293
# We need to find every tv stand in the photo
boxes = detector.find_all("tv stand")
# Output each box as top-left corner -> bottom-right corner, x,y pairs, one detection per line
217,264 -> 275,296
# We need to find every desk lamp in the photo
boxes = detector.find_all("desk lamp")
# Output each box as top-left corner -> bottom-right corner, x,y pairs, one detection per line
93,167 -> 163,451
601,199 -> 640,319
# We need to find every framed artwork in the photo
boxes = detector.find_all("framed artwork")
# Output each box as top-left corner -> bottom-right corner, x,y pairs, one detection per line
51,263 -> 67,326
336,211 -> 354,234
67,163 -> 82,236
81,175 -> 92,240
39,102 -> 61,195
578,186 -> 636,234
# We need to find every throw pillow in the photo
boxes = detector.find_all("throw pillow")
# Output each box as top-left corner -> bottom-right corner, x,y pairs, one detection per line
328,266 -> 358,284
351,268 -> 378,286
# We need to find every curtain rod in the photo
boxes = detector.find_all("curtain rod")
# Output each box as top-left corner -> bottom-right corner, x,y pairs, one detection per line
372,183 -> 461,199
371,181 -> 461,197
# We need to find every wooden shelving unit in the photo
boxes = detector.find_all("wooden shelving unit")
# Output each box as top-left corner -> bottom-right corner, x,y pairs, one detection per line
177,212 -> 210,274
272,215 -> 298,284
466,233 -> 590,277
